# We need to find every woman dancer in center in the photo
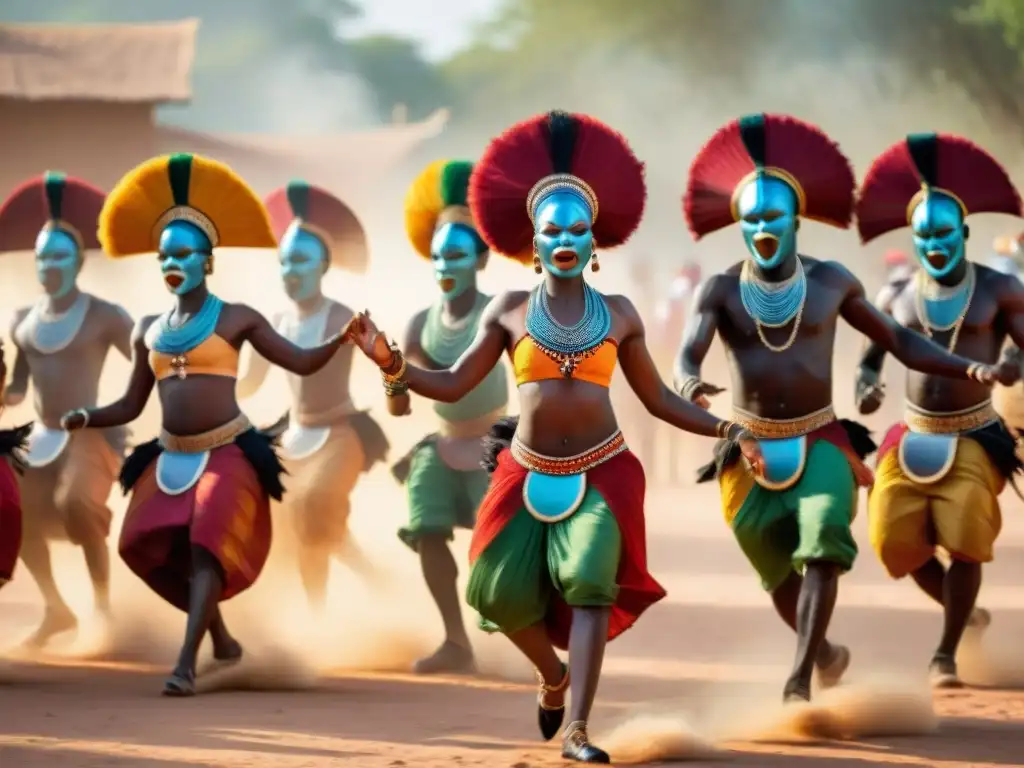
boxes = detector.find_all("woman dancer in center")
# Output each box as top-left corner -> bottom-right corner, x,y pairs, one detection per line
346,111 -> 761,764
60,153 -> 350,696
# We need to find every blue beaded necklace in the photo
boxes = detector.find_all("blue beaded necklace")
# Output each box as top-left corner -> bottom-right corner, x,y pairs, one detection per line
525,282 -> 611,378
151,293 -> 224,355
739,258 -> 807,327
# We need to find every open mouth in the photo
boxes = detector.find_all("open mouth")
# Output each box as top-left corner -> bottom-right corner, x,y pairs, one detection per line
552,249 -> 578,268
164,272 -> 185,290
439,277 -> 456,293
42,268 -> 63,291
926,251 -> 948,270
753,233 -> 779,261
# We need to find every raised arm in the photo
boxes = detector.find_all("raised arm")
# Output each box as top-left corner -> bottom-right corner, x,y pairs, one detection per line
64,317 -> 157,430
855,281 -> 900,415
349,295 -> 509,404
615,295 -> 753,442
3,310 -> 30,406
673,275 -> 727,406
834,263 -> 1010,384
235,304 -> 346,377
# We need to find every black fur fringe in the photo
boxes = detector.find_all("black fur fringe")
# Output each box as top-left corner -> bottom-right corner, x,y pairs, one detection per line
696,419 -> 877,484
118,429 -> 287,501
970,420 -> 1023,480
0,423 -> 33,473
482,416 -> 519,473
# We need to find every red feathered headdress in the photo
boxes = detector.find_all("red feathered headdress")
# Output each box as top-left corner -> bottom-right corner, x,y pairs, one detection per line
683,113 -> 855,240
0,172 -> 105,253
468,111 -> 646,264
856,133 -> 1022,244
264,180 -> 368,273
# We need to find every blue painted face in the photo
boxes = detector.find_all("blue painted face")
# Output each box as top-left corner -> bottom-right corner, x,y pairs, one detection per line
736,176 -> 799,270
430,222 -> 481,300
910,191 -> 966,280
157,220 -> 212,296
279,224 -> 327,302
34,227 -> 81,299
532,191 -> 594,278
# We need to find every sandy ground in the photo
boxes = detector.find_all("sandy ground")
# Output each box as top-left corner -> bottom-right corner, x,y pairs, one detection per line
3,475 -> 1024,768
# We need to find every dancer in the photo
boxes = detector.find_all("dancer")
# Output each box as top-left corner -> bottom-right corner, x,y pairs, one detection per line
389,159 -> 509,674
345,111 -> 762,763
990,235 -> 1024,435
0,340 -> 31,590
59,153 -> 350,696
676,114 -> 1015,703
0,172 -> 132,645
237,180 -> 388,607
854,133 -> 1024,687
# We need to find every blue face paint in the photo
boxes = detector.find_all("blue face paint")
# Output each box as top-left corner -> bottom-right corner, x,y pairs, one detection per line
430,222 -> 480,300
157,221 -> 211,296
736,176 -> 799,270
279,225 -> 326,302
910,192 -> 966,280
532,191 -> 594,278
34,227 -> 81,299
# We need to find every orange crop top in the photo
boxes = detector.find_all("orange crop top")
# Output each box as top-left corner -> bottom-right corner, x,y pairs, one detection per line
149,334 -> 240,381
512,336 -> 618,387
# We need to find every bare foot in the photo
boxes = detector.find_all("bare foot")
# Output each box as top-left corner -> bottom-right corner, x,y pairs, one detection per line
413,640 -> 476,675
23,606 -> 78,648
929,654 -> 962,689
815,644 -> 850,688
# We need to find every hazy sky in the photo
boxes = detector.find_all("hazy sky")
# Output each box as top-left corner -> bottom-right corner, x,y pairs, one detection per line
346,0 -> 501,60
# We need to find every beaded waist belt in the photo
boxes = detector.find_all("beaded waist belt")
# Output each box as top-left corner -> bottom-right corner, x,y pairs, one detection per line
732,404 -> 836,439
160,413 -> 251,454
904,399 -> 998,435
511,430 -> 626,475
439,407 -> 507,440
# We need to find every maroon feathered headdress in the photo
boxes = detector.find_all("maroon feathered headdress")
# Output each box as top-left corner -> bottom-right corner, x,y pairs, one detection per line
264,180 -> 368,273
855,133 -> 1022,244
0,172 -> 105,253
468,111 -> 646,265
683,113 -> 855,240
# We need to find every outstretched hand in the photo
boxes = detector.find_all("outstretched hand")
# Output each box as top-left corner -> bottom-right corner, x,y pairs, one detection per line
345,310 -> 393,368
60,409 -> 88,431
692,380 -> 725,410
978,360 -> 1021,387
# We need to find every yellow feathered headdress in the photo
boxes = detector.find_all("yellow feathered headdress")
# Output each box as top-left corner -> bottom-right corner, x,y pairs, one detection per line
98,153 -> 276,256
404,159 -> 485,261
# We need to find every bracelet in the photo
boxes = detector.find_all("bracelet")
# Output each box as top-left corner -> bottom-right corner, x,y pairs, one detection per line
381,340 -> 407,380
677,375 -> 702,402
967,363 -> 989,383
382,377 -> 410,396
65,407 -> 90,429
715,419 -> 736,439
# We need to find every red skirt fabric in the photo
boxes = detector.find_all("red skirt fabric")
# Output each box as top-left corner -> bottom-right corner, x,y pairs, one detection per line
877,423 -> 909,463
0,458 -> 22,585
118,444 -> 272,611
469,448 -> 666,649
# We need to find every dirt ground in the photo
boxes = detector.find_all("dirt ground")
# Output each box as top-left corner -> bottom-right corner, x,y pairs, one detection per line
3,477 -> 1024,768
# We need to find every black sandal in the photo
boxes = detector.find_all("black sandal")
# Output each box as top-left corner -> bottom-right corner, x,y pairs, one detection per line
536,662 -> 569,741
561,720 -> 610,763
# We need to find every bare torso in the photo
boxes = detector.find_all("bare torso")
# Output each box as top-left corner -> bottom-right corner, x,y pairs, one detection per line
708,257 -> 848,419
10,296 -> 132,428
887,264 -> 1006,412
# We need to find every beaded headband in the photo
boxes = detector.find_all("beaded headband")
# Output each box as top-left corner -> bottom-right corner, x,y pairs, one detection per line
39,219 -> 85,252
436,204 -> 476,231
153,205 -> 220,249
728,168 -> 807,221
527,174 -> 599,224
905,184 -> 969,225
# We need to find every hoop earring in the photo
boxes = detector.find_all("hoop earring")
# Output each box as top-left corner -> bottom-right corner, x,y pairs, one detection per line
533,255 -> 542,274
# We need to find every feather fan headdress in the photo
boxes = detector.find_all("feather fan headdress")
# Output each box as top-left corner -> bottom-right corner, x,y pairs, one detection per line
683,113 -> 855,240
468,111 -> 646,264
0,172 -> 105,253
404,159 -> 485,260
265,181 -> 368,272
856,133 -> 1022,244
99,153 -> 276,257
